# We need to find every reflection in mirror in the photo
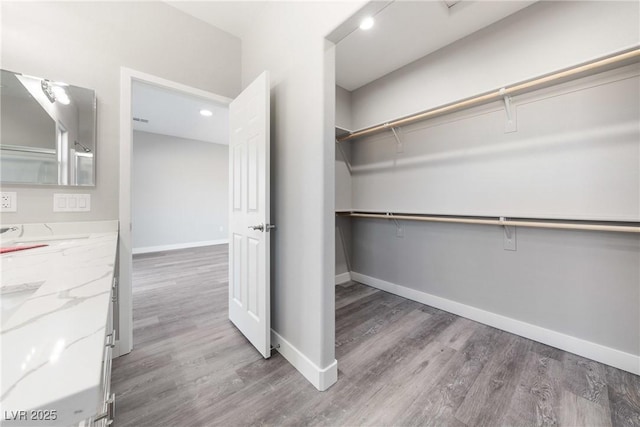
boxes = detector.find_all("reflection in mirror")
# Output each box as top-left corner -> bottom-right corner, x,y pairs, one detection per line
0,69 -> 96,186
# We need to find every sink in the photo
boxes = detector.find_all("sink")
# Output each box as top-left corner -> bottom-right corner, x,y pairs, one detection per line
0,282 -> 44,323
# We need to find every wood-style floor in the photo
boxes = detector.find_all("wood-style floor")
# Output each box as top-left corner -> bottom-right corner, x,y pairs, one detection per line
112,245 -> 640,427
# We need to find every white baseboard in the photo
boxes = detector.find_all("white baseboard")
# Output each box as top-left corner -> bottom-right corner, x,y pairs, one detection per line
350,271 -> 640,376
271,330 -> 338,391
132,239 -> 228,255
335,272 -> 351,285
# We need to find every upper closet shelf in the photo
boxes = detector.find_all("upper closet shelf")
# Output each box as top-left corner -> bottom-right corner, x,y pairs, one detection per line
337,47 -> 640,143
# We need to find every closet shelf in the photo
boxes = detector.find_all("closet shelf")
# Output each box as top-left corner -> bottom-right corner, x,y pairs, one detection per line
337,47 -> 640,143
336,211 -> 640,234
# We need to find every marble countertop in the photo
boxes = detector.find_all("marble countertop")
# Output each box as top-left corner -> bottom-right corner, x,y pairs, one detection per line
1,221 -> 118,426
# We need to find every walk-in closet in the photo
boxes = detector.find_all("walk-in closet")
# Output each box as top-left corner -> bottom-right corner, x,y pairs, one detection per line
332,2 -> 639,422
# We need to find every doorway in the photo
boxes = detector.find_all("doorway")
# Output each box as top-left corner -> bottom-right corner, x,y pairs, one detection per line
118,69 -> 232,356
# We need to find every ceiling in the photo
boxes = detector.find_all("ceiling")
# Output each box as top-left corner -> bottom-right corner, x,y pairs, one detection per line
166,1 -> 267,39
336,1 -> 537,91
132,81 -> 229,145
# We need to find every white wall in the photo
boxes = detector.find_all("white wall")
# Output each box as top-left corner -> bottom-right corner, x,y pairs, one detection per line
341,1 -> 640,373
240,0 -> 365,390
350,1 -> 640,130
132,131 -> 228,253
335,85 -> 353,131
1,1 -> 240,223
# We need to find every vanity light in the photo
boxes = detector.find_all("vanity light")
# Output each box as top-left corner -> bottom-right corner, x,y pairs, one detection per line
52,86 -> 70,105
200,109 -> 213,117
359,16 -> 375,30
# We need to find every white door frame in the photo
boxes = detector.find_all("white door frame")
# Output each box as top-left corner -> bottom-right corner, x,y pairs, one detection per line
117,67 -> 233,356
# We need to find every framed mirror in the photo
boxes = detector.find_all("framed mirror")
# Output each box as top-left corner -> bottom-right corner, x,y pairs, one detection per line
1,69 -> 96,186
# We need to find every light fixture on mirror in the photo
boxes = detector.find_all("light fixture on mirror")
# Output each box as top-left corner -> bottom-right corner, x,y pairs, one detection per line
74,140 -> 92,153
40,79 -> 71,105
200,109 -> 213,117
359,16 -> 375,30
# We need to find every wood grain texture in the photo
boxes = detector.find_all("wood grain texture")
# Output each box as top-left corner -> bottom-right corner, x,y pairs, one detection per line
112,246 -> 640,426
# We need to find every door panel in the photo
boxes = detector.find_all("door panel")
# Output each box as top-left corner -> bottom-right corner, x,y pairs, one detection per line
228,71 -> 271,358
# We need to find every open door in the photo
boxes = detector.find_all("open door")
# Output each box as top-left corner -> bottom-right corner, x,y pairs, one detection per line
228,71 -> 272,358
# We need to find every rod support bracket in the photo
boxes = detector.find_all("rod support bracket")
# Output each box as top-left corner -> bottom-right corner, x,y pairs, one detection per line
335,138 -> 353,174
500,216 -> 512,239
499,88 -> 517,133
390,126 -> 404,153
386,213 -> 404,237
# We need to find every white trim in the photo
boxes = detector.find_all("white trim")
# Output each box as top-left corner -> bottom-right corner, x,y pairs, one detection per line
271,330 -> 338,391
119,66 -> 233,357
133,239 -> 228,255
350,271 -> 640,376
335,271 -> 351,284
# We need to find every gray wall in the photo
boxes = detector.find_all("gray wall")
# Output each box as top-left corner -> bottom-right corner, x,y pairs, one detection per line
342,1 -> 640,360
132,131 -> 228,251
350,1 -> 640,130
1,1 -> 240,223
241,1 -> 364,374
351,67 -> 640,221
351,219 -> 640,355
335,85 -> 352,131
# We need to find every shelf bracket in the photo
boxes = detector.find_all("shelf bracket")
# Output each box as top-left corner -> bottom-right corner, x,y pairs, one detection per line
386,212 -> 404,237
390,126 -> 404,153
335,139 -> 352,174
499,88 -> 517,133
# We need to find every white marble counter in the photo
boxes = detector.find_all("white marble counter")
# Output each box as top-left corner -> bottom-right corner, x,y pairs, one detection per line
1,221 -> 118,426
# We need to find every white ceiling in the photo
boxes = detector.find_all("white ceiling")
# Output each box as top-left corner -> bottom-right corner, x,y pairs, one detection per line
166,1 -> 267,39
132,81 -> 229,144
336,1 -> 537,91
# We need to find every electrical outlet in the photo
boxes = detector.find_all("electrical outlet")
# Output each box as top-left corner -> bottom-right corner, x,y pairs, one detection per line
0,192 -> 17,212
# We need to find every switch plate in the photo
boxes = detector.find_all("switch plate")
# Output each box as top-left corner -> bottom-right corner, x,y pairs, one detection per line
53,194 -> 91,212
0,192 -> 17,212
503,226 -> 517,251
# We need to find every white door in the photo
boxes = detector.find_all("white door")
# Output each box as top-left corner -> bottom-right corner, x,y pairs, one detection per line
228,71 -> 272,358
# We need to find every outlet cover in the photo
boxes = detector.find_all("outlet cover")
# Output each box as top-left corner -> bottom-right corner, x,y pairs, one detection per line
0,192 -> 17,212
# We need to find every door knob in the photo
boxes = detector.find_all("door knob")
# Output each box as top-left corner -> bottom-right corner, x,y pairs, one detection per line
248,223 -> 264,231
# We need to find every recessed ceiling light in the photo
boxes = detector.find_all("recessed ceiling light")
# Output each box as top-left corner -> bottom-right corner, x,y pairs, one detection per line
200,109 -> 213,117
359,16 -> 374,31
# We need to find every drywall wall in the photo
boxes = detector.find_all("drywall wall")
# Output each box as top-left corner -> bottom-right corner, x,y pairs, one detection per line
351,65 -> 640,220
350,1 -> 640,130
240,0 -> 365,389
1,1 -> 240,223
132,131 -> 228,252
335,86 -> 353,131
350,218 -> 640,360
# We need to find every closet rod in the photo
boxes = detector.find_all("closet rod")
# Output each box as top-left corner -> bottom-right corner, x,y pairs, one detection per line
337,47 -> 640,142
339,212 -> 640,234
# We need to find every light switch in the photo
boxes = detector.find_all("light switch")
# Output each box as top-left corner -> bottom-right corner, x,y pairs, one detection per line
54,194 -> 91,212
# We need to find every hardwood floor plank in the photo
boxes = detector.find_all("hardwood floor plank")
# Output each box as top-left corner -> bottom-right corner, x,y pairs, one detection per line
112,246 -> 638,427
605,365 -> 640,427
559,389 -> 613,427
562,352 -> 610,408
455,331 -> 531,426
502,350 -> 563,427
398,325 -> 501,427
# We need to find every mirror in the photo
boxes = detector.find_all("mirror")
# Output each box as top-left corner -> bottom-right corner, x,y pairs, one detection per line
1,69 -> 96,186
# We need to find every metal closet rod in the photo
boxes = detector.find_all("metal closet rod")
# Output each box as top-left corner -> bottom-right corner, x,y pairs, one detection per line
337,47 -> 640,142
337,212 -> 640,234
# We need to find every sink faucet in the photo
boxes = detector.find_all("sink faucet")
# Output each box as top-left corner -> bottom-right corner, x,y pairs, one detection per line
1,226 -> 18,234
